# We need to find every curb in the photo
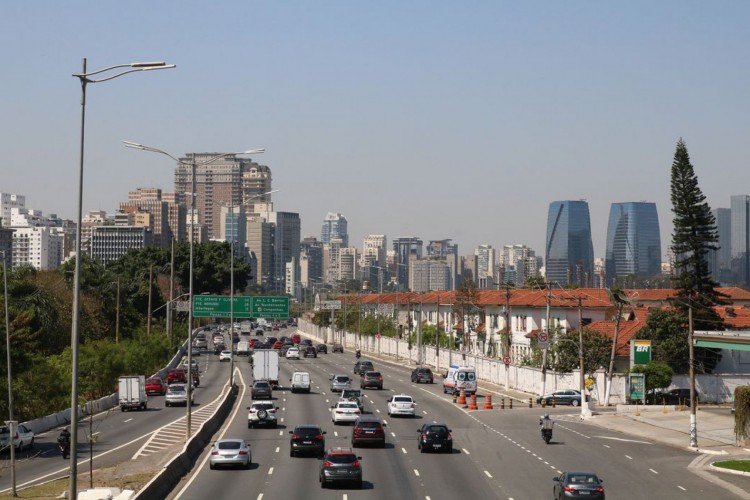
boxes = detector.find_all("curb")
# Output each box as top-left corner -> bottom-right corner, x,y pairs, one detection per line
709,460 -> 750,476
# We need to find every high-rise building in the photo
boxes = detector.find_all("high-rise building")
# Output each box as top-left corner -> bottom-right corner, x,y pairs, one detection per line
300,237 -> 324,288
247,216 -> 273,287
427,239 -> 459,290
710,208 -> 731,283
90,226 -> 153,265
11,226 -> 63,270
175,154 -> 272,240
221,205 -> 246,244
604,202 -> 661,287
731,195 -> 750,287
362,234 -> 387,268
410,259 -> 451,292
269,211 -> 301,294
0,193 -> 25,228
545,200 -> 594,287
501,244 -> 542,286
475,244 -> 496,281
119,188 -> 177,247
320,212 -> 348,247
392,237 -> 423,289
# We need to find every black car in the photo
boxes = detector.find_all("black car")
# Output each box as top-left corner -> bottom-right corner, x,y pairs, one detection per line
354,361 -> 374,376
411,367 -> 434,384
303,345 -> 318,358
360,371 -> 383,390
351,416 -> 386,448
656,388 -> 699,406
553,471 -> 605,500
332,344 -> 344,353
316,344 -> 328,354
417,423 -> 452,453
320,448 -> 363,489
266,337 -> 278,345
300,339 -> 313,346
289,424 -> 326,457
251,380 -> 273,399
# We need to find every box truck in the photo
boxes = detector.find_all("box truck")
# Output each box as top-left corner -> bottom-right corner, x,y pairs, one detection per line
252,349 -> 279,388
119,375 -> 148,411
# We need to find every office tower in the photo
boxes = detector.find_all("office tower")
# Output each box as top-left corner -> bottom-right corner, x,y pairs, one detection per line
604,202 -> 662,287
269,211 -> 301,294
475,244 -> 496,280
501,244 -> 541,286
175,154 -> 272,240
300,237 -> 324,288
320,212 -> 348,247
392,237 -> 423,290
545,200 -> 594,287
11,226 -> 63,270
221,205 -> 246,244
427,239 -> 459,290
247,217 -> 273,287
0,193 -> 25,228
339,247 -> 358,281
362,234 -> 387,268
410,259 -> 451,292
119,188 -> 179,247
709,208 -> 731,283
90,226 -> 152,265
731,195 -> 750,287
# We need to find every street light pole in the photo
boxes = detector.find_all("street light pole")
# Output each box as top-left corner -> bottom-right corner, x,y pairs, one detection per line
70,58 -> 174,500
1,250 -> 15,497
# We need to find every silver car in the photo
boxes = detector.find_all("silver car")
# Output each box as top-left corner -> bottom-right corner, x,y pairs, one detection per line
330,374 -> 352,393
209,439 -> 251,469
165,384 -> 193,407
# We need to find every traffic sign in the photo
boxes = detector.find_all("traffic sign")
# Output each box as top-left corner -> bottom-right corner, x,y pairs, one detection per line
377,303 -> 394,315
251,296 -> 290,318
376,333 -> 382,339
537,331 -> 549,349
503,355 -> 512,366
321,300 -> 342,310
193,295 -> 252,318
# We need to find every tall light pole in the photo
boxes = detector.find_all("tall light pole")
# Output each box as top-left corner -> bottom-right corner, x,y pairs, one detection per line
70,59 -> 174,499
123,141 -> 264,439
1,250 -> 15,497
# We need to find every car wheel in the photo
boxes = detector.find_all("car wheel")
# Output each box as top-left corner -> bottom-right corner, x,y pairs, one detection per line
248,422 -> 252,429
356,480 -> 363,489
420,445 -> 426,453
28,438 -> 34,450
209,463 -> 215,470
571,399 -> 580,407
245,460 -> 252,469
290,449 -> 295,457
445,446 -> 452,454
320,479 -> 326,489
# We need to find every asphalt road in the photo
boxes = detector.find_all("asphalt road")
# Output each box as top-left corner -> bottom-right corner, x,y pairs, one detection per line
0,337 -> 233,495
169,342 -> 750,500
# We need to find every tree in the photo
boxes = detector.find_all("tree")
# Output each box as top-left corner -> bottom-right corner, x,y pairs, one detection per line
669,139 -> 724,372
550,329 -> 612,374
454,279 -> 481,350
629,361 -> 674,401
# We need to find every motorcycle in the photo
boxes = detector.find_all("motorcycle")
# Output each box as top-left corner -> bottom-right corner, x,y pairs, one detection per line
57,438 -> 70,459
355,350 -> 361,359
541,428 -> 552,444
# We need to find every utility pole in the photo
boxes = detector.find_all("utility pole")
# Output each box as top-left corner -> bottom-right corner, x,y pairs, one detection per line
115,280 -> 120,344
541,283 -> 551,397
689,305 -> 698,448
435,292 -> 440,372
578,296 -> 592,417
167,237 -> 175,340
504,283 -> 511,390
147,265 -> 153,335
604,290 -> 625,407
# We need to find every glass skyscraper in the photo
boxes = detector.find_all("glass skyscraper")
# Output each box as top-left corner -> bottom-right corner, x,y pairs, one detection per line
731,195 -> 750,287
320,212 -> 348,247
605,202 -> 661,287
545,200 -> 594,287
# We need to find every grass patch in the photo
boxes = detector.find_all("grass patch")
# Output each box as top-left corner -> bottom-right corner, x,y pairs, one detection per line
4,472 -> 154,499
713,460 -> 750,473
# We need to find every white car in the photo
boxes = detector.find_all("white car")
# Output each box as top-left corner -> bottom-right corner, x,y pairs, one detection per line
286,347 -> 300,360
387,394 -> 417,417
182,358 -> 199,370
0,424 -> 34,450
219,350 -> 232,362
331,401 -> 361,424
247,401 -> 279,428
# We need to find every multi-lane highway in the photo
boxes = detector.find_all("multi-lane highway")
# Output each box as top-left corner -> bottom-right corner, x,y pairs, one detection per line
169,332 -> 748,500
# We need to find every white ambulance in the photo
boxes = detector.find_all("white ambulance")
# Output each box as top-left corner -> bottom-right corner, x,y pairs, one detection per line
442,365 -> 477,395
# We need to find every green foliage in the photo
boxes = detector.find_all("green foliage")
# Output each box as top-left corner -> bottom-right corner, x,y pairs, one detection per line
409,323 -> 452,348
524,276 -> 547,289
549,329 -> 612,374
735,386 -> 750,443
629,362 -> 674,396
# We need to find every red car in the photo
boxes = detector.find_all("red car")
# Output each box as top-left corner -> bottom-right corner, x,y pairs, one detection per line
272,340 -> 284,349
291,334 -> 301,344
145,377 -> 166,395
167,368 -> 200,387
249,338 -> 259,348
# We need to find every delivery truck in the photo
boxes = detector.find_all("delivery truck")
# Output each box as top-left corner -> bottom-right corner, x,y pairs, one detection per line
118,375 -> 148,411
237,340 -> 251,356
252,349 -> 279,388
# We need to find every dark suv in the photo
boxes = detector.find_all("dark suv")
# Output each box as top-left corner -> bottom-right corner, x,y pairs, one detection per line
320,448 -> 362,489
351,416 -> 386,448
360,371 -> 383,390
251,380 -> 273,399
411,367 -> 434,384
303,345 -> 318,358
289,424 -> 326,457
353,361 -> 374,376
417,423 -> 452,453
657,388 -> 700,406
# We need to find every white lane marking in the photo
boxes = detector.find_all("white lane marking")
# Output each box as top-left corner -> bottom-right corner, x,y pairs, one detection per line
334,431 -> 338,437
268,467 -> 274,475
649,469 -> 658,474
257,495 -> 263,500
414,469 -> 420,477
343,495 -> 348,500
484,470 -> 493,478
391,432 -> 396,437
376,409 -> 381,413
275,447 -> 279,453
678,486 -> 686,491
426,497 -> 431,500
625,455 -> 632,460
280,418 -> 285,422
402,447 -> 407,454
594,436 -> 652,444
123,418 -> 133,423
279,430 -> 283,436
422,410 -> 427,414
326,399 -> 330,403
462,448 -> 470,454
282,407 -> 286,411
602,444 -> 610,448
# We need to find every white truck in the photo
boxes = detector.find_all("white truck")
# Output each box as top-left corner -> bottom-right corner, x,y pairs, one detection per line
118,375 -> 148,411
237,340 -> 251,356
252,349 -> 279,388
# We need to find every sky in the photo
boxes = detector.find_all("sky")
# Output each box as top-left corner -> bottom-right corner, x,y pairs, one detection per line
2,1 -> 749,261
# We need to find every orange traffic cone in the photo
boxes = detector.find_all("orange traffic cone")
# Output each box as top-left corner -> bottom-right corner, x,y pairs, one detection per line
468,393 -> 478,410
458,389 -> 467,405
484,394 -> 493,410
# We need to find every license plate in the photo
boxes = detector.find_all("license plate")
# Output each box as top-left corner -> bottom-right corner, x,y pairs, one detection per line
578,492 -> 590,495
433,444 -> 441,448
303,441 -> 312,444
365,431 -> 374,434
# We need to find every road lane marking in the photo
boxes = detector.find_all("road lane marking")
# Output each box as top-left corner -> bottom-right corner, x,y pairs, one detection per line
279,430 -> 283,436
422,410 -> 427,414
625,455 -> 632,460
414,469 -> 420,476
282,407 -> 286,411
275,447 -> 279,453
649,469 -> 658,474
594,436 -> 652,444
123,418 -> 133,423
484,471 -> 493,478
678,486 -> 686,491
376,409 -> 381,413
280,418 -> 284,422
257,495 -> 263,500
602,444 -> 610,448
402,447 -> 407,454
268,467 -> 274,475
462,448 -> 470,454
334,431 -> 338,437
391,432 -> 396,437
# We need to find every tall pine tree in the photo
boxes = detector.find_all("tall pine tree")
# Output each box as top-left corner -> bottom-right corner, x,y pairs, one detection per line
669,139 -> 723,372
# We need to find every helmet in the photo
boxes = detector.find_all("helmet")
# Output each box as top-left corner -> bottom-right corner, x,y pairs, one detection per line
544,414 -> 549,419
63,426 -> 69,432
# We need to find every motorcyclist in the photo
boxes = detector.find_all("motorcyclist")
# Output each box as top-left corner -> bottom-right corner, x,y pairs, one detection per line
539,414 -> 554,430
355,348 -> 361,359
58,426 -> 71,458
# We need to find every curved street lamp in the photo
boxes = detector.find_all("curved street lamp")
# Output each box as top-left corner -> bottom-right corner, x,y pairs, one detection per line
123,141 -> 264,439
69,59 -> 174,500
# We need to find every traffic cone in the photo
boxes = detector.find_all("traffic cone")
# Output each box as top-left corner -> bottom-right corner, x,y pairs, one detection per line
468,393 -> 478,410
484,394 -> 493,410
458,389 -> 467,405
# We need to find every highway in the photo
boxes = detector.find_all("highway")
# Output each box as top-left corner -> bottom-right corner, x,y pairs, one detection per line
170,336 -> 748,500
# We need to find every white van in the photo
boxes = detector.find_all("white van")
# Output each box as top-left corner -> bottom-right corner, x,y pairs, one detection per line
442,365 -> 477,395
290,371 -> 311,393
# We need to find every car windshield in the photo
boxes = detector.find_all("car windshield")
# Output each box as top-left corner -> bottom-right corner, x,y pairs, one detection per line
358,421 -> 381,429
335,377 -> 349,383
326,454 -> 357,464
427,425 -> 448,436
339,403 -> 359,409
255,382 -> 270,388
367,372 -> 381,378
568,474 -> 599,484
218,441 -> 243,450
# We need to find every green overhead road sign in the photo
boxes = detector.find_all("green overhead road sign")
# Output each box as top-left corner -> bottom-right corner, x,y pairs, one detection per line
193,295 -> 253,318
251,296 -> 289,319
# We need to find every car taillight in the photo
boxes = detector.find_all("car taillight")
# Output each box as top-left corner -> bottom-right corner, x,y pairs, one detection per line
564,486 -> 576,492
447,433 -> 452,439
315,435 -> 324,440
292,434 -> 300,439
411,403 -> 416,408
211,451 -> 219,455
323,461 -> 333,467
239,450 -> 248,455
379,376 -> 383,381
352,461 -> 360,467
422,433 -> 427,439
595,487 -> 604,493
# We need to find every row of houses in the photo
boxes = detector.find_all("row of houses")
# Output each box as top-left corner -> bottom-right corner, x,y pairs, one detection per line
340,287 -> 750,374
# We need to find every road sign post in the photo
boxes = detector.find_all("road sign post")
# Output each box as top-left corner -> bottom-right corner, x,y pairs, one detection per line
193,295 -> 289,319
251,296 -> 290,319
630,339 -> 652,368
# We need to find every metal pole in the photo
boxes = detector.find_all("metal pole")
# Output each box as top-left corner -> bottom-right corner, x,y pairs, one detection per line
147,265 -> 153,335
541,283 -> 550,397
229,202 -> 235,387
3,251 -> 16,497
167,237 -> 174,340
578,297 -> 591,417
689,305 -> 698,448
115,280 -> 120,344
186,157 -> 195,439
435,292 -> 440,373
70,57 -> 87,499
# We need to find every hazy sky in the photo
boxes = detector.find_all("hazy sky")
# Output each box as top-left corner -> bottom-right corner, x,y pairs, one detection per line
2,2 -> 748,260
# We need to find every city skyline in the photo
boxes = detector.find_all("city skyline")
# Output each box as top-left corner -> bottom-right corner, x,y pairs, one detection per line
2,3 -> 749,259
